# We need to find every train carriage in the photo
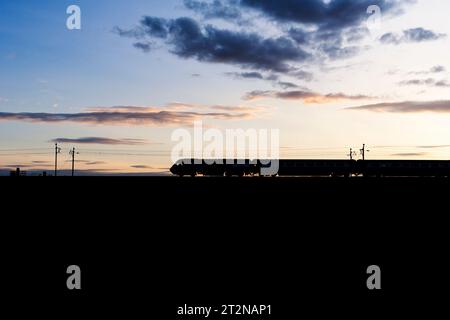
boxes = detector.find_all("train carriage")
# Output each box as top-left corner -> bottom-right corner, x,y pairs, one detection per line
357,160 -> 450,177
171,159 -> 450,178
277,159 -> 355,177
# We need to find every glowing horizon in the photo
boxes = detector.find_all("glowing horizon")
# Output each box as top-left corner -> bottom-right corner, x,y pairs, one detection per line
1,0 -> 450,175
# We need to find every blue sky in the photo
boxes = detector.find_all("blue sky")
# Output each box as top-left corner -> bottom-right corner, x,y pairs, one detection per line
1,0 -> 450,175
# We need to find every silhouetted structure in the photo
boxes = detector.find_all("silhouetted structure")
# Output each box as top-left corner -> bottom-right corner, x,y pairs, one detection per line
170,159 -> 450,178
10,168 -> 27,177
69,147 -> 79,176
54,143 -> 61,176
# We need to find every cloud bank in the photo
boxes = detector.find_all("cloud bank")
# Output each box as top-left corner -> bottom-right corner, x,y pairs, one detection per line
0,105 -> 256,126
116,0 -> 416,78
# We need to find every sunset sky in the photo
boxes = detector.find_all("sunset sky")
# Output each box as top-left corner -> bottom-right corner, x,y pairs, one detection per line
1,0 -> 450,175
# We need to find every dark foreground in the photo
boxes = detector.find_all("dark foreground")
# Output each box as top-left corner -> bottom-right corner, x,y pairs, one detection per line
2,176 -> 449,317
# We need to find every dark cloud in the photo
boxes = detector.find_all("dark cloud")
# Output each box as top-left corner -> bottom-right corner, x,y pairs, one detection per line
289,26 -> 362,61
184,0 -> 242,21
209,105 -> 262,112
0,106 -> 254,126
435,80 -> 450,87
288,28 -> 310,45
399,78 -> 435,86
120,16 -> 310,73
62,160 -> 108,166
290,70 -> 313,81
380,27 -> 446,45
113,26 -> 146,39
133,42 -> 152,52
85,161 -> 107,166
403,27 -> 446,42
409,65 -> 447,75
240,0 -> 396,30
131,165 -> 154,169
116,0 -> 409,76
225,71 -> 264,79
244,90 -> 373,104
140,16 -> 171,38
50,137 -> 149,145
319,43 -> 360,60
347,100 -> 450,113
225,70 -> 308,88
345,27 -> 370,43
276,81 -> 300,89
430,65 -> 446,73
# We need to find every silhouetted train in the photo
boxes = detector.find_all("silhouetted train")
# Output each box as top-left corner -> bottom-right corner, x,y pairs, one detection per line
170,159 -> 450,177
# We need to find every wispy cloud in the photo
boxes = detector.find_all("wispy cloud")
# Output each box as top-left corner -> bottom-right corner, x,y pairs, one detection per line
380,27 -> 446,45
224,71 -> 308,89
374,145 -> 450,150
276,82 -> 301,89
0,104 -> 257,126
390,152 -> 428,157
51,137 -> 149,145
225,71 -> 264,80
63,160 -> 108,166
398,78 -> 450,88
409,65 -> 446,75
130,165 -> 154,169
417,145 -> 450,149
244,90 -> 374,104
183,0 -> 243,21
347,100 -> 450,113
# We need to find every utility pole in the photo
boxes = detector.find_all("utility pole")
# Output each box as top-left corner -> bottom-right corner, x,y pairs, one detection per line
69,147 -> 79,177
54,143 -> 61,176
360,144 -> 370,160
348,148 -> 356,160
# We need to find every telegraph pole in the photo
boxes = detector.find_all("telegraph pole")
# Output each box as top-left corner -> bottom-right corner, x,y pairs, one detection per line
54,143 -> 61,176
360,144 -> 369,160
69,147 -> 78,177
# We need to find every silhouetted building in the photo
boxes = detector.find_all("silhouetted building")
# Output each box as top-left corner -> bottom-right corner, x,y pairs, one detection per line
10,168 -> 27,177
